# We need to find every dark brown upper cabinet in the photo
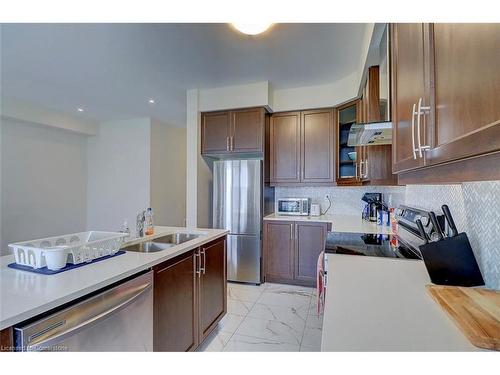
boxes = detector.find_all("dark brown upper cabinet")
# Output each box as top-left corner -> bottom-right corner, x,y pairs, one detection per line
231,108 -> 266,153
270,109 -> 335,186
336,100 -> 361,186
301,109 -> 335,183
391,23 -> 500,182
426,23 -> 500,165
390,23 -> 430,173
270,112 -> 301,183
201,107 -> 265,155
201,111 -> 232,154
358,66 -> 398,185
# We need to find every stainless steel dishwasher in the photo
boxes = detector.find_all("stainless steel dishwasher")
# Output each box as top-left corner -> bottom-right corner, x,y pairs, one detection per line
14,271 -> 153,351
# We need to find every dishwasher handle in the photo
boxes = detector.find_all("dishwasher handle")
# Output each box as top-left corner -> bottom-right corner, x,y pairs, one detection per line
17,271 -> 153,351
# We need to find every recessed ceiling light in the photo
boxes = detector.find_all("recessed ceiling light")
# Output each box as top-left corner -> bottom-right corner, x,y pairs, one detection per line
231,22 -> 273,36
148,99 -> 155,104
77,108 -> 84,112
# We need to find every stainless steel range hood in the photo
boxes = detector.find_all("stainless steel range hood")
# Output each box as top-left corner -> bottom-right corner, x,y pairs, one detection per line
347,121 -> 392,146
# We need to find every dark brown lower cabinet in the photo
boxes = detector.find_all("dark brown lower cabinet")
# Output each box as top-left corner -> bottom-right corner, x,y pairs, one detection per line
199,237 -> 227,341
263,221 -> 295,282
0,327 -> 14,352
153,251 -> 198,352
264,221 -> 330,287
153,236 -> 227,351
294,222 -> 330,284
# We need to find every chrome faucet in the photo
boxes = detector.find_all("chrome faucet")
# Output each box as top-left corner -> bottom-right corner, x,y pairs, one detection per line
136,211 -> 146,237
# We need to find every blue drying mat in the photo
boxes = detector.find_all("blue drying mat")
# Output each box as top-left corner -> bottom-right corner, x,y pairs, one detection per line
7,250 -> 126,275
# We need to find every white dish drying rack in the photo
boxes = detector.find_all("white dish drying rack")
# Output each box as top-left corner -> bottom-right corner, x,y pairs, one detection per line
9,231 -> 129,269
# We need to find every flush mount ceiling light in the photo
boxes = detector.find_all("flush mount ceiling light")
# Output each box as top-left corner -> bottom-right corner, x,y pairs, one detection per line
77,108 -> 84,112
231,22 -> 273,36
148,99 -> 155,104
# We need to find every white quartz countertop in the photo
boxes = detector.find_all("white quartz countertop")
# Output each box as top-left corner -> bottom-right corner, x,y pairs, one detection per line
263,213 -> 392,234
321,254 -> 480,351
0,226 -> 228,330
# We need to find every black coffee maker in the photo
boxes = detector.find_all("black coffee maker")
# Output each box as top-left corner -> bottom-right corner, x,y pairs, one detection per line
361,193 -> 382,222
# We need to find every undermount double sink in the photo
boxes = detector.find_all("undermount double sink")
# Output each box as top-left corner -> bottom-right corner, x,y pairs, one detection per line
123,233 -> 201,253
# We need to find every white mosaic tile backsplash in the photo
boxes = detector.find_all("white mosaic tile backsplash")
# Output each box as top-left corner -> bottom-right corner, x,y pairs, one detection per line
404,185 -> 468,234
275,181 -> 500,289
462,181 -> 500,290
275,186 -> 405,216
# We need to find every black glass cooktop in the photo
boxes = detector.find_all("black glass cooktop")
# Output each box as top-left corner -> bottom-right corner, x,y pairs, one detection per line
325,232 -> 422,260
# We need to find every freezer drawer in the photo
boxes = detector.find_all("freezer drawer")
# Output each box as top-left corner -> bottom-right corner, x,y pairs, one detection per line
14,271 -> 153,351
227,234 -> 261,284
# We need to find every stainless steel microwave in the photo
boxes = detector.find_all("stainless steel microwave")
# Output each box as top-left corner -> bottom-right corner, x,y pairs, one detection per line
276,198 -> 311,216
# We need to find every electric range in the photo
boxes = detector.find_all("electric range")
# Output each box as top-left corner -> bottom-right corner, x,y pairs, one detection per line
324,205 -> 447,260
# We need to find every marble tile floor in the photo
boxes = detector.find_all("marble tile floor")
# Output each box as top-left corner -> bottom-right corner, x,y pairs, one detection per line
197,282 -> 323,352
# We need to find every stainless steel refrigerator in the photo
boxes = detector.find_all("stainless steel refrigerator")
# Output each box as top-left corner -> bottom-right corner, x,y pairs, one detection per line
213,160 -> 262,284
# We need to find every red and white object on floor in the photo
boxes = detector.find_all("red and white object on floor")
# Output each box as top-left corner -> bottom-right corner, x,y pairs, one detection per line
317,251 -> 327,315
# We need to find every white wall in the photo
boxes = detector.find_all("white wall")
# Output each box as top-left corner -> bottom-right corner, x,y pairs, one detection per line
186,89 -> 199,228
198,81 -> 271,112
150,119 -> 186,226
2,97 -> 98,136
356,23 -> 376,96
1,118 -> 87,254
271,73 -> 359,112
87,118 -> 151,236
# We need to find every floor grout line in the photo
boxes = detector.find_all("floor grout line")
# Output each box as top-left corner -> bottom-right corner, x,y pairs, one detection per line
224,331 -> 302,348
205,282 -> 321,351
299,294 -> 314,348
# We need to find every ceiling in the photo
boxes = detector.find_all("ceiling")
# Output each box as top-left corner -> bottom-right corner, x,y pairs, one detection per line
1,23 -> 368,127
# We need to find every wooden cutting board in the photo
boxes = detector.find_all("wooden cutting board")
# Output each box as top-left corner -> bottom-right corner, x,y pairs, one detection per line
427,285 -> 500,351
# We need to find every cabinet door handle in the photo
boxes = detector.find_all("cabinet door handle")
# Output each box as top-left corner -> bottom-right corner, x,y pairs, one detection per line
290,224 -> 293,240
195,250 -> 201,277
416,97 -> 431,158
411,103 -> 418,160
201,249 -> 206,274
355,161 -> 359,180
226,136 -> 230,151
363,158 -> 368,179
230,136 -> 234,151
